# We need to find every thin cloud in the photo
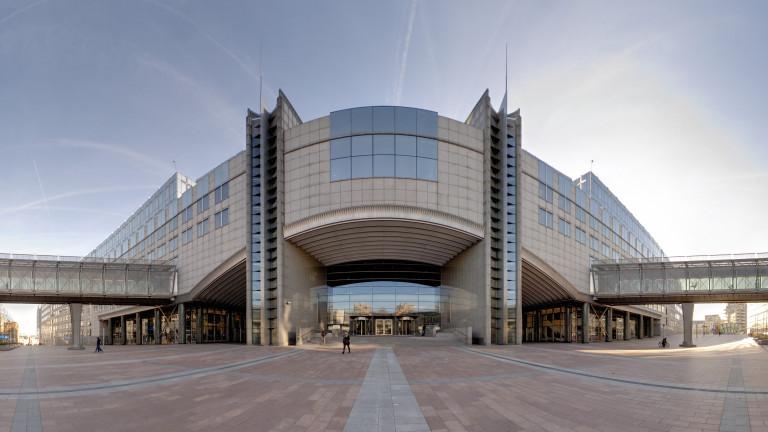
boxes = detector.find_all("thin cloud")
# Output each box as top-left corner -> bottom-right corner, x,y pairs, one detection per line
31,159 -> 51,218
0,0 -> 47,26
55,138 -> 174,176
141,0 -> 276,102
0,186 -> 157,217
392,0 -> 417,105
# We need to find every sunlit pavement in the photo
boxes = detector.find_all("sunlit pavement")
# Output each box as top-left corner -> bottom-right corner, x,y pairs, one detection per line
1,335 -> 766,431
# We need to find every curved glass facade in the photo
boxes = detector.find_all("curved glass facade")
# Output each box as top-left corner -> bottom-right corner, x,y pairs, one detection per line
329,106 -> 438,182
319,281 -> 443,335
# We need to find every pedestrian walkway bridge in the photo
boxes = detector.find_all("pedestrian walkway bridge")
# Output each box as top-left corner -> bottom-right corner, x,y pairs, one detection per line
0,253 -> 176,305
592,253 -> 768,304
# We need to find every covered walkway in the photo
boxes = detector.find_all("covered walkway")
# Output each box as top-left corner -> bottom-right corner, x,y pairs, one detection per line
0,253 -> 176,349
592,253 -> 768,348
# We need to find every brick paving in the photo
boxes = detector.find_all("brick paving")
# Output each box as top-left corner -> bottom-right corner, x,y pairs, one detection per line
0,335 -> 765,431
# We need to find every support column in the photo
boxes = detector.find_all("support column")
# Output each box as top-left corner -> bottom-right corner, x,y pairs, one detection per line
154,309 -> 161,345
136,313 -> 142,345
624,311 -> 631,340
605,309 -> 613,342
680,303 -> 696,347
68,303 -> 84,350
581,303 -> 590,343
178,304 -> 186,344
120,315 -> 126,345
639,315 -> 645,339
565,307 -> 572,343
197,307 -> 203,344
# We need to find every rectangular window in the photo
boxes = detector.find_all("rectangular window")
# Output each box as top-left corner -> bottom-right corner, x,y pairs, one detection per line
395,135 -> 417,156
197,218 -> 209,238
372,106 -> 395,133
169,236 -> 178,252
373,135 -> 395,154
558,218 -> 571,237
168,214 -> 178,232
576,207 -> 586,223
156,225 -> 166,241
215,208 -> 229,229
182,206 -> 193,224
590,235 -> 600,252
350,107 -> 373,134
417,158 -> 437,181
602,242 -> 611,257
156,243 -> 165,259
558,195 -> 571,214
351,135 -> 373,156
576,227 -> 587,244
395,155 -> 417,178
416,137 -> 437,159
197,194 -> 210,214
330,158 -> 351,181
351,155 -> 373,178
182,228 -> 193,245
373,155 -> 395,177
394,107 -> 418,134
214,183 -> 229,204
538,183 -> 553,203
331,137 -> 351,159
589,214 -> 599,230
538,208 -> 553,228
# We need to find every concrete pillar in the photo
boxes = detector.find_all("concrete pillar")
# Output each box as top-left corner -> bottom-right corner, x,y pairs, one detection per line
639,315 -> 645,339
581,303 -> 590,343
154,309 -> 161,345
120,315 -> 126,345
136,313 -> 142,345
624,311 -> 631,340
178,304 -> 186,344
68,303 -> 84,350
565,307 -> 572,343
605,309 -> 613,342
680,303 -> 696,347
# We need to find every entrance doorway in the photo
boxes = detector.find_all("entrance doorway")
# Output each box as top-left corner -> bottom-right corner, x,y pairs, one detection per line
375,319 -> 393,335
352,318 -> 370,335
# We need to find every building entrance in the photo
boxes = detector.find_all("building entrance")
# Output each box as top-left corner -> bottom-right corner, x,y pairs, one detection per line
375,319 -> 393,335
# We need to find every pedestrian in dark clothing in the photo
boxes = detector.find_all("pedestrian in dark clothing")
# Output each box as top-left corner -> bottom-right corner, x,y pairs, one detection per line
421,324 -> 426,337
95,337 -> 103,353
342,332 -> 350,354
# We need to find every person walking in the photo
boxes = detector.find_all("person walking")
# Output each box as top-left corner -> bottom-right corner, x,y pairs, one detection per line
321,329 -> 327,345
342,332 -> 351,354
95,336 -> 103,353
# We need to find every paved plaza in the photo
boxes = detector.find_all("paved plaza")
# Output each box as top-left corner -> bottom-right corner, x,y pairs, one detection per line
2,334 -> 767,432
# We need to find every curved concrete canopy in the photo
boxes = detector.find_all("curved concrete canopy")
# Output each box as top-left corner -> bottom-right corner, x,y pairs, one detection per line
521,247 -> 591,308
177,248 -> 247,308
285,207 -> 483,266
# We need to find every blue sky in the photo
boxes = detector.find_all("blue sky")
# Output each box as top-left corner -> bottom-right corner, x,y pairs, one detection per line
1,1 -> 767,334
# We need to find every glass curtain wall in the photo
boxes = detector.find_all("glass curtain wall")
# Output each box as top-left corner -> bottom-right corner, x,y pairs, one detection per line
329,106 -> 438,182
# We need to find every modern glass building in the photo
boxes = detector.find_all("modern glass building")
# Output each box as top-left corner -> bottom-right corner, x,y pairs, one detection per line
34,90 -> 678,346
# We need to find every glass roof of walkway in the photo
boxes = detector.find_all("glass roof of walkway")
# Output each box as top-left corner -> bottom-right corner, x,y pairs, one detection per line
0,253 -> 176,305
592,252 -> 768,304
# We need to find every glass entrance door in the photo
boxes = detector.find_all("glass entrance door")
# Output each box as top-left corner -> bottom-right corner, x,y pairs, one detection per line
375,319 -> 393,335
